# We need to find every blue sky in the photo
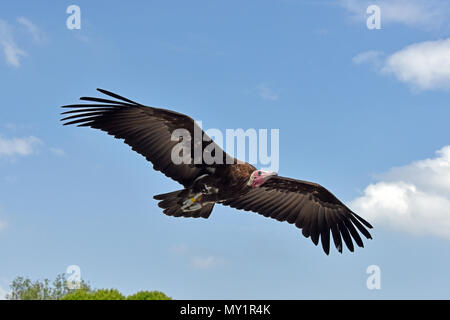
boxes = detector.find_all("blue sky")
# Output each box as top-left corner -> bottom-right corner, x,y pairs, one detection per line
1,0 -> 450,299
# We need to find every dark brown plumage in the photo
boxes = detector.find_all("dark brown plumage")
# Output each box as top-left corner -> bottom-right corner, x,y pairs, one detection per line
61,89 -> 373,255
222,176 -> 372,254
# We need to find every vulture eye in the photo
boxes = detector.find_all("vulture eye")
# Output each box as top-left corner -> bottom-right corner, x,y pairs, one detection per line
258,171 -> 262,176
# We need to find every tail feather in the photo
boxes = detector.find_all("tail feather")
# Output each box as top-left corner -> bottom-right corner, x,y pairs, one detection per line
153,190 -> 214,219
153,190 -> 182,200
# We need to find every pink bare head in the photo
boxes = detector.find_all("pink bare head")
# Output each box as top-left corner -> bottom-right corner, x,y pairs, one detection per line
247,170 -> 277,188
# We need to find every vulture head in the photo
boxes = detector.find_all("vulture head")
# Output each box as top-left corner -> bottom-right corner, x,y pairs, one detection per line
247,170 -> 278,188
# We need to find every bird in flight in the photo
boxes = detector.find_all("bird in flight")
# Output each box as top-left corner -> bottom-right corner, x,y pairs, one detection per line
61,89 -> 373,254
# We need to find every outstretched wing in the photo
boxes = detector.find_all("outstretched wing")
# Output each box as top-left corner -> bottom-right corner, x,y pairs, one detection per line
61,88 -> 234,187
222,175 -> 373,254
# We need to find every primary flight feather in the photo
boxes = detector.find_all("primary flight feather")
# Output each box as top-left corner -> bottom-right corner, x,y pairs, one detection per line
61,89 -> 373,254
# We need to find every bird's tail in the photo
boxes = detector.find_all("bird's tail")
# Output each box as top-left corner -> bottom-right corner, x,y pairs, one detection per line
153,190 -> 214,218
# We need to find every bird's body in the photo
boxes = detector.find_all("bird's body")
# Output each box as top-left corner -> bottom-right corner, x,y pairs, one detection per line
62,89 -> 373,254
154,162 -> 257,216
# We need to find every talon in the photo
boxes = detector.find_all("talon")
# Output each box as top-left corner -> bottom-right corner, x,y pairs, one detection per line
181,194 -> 203,212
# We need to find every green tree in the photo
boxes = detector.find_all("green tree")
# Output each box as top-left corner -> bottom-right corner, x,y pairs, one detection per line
93,289 -> 126,300
6,274 -> 91,300
60,288 -> 93,300
62,288 -> 125,300
127,290 -> 172,300
6,274 -> 171,300
7,277 -> 51,300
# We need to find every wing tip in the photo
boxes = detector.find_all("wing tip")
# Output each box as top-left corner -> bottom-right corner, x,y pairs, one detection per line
352,211 -> 374,229
95,88 -> 140,105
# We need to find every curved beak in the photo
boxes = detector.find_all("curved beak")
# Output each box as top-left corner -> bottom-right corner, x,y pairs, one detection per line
262,171 -> 277,180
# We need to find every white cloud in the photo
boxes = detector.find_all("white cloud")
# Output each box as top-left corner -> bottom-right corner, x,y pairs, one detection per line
0,19 -> 26,67
350,146 -> 450,239
340,0 -> 450,30
0,136 -> 42,156
381,39 -> 450,90
352,50 -> 384,66
49,147 -> 65,157
17,17 -> 45,43
257,84 -> 279,101
171,244 -> 225,269
354,38 -> 450,90
191,256 -> 224,269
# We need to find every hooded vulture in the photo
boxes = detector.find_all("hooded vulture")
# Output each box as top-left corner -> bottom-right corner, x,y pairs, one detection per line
61,89 -> 373,255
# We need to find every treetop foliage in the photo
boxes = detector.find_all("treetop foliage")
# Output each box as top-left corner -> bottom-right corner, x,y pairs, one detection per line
6,274 -> 171,300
